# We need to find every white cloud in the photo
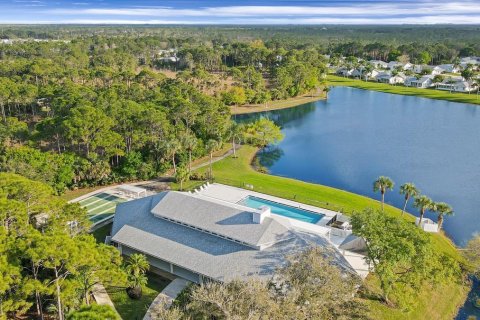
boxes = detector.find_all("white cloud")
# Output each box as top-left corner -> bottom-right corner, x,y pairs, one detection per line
47,2 -> 480,17
5,14 -> 479,25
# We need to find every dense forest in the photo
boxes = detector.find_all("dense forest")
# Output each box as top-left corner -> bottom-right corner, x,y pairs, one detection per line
0,31 -> 327,193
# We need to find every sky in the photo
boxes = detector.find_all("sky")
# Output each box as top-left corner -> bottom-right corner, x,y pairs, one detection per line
0,0 -> 479,25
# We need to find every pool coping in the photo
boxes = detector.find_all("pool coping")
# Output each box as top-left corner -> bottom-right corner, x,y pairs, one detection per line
237,195 -> 326,224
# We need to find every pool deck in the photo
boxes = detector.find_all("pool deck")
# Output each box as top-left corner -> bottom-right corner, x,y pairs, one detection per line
196,183 -> 370,278
196,183 -> 337,227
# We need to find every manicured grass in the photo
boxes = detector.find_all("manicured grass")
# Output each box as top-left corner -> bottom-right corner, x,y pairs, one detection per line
108,273 -> 170,320
194,145 -> 468,319
328,75 -> 480,105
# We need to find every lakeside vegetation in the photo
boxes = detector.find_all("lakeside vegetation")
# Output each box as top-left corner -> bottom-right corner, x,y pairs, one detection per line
329,75 -> 480,105
192,145 -> 469,319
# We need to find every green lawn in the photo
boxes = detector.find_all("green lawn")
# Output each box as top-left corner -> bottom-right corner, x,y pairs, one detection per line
328,75 -> 480,105
194,145 -> 469,319
108,273 -> 170,320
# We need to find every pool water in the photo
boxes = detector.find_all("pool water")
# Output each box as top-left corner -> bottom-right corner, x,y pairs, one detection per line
239,196 -> 324,224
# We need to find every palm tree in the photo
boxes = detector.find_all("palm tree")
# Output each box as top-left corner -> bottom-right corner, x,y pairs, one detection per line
229,121 -> 244,158
163,137 -> 181,174
431,202 -> 453,231
373,176 -> 395,212
206,139 -> 221,180
323,86 -> 331,99
175,164 -> 190,191
399,183 -> 420,216
125,254 -> 150,299
181,133 -> 198,172
413,195 -> 433,227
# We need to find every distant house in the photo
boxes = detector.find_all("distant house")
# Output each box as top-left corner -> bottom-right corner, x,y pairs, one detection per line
437,64 -> 460,74
431,66 -> 445,76
403,62 -> 414,71
460,57 -> 480,71
404,75 -> 434,88
336,67 -> 354,77
369,60 -> 388,69
376,72 -> 406,85
387,61 -> 401,70
436,77 -> 477,92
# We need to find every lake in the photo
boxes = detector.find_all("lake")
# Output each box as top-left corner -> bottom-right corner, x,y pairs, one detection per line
238,86 -> 480,247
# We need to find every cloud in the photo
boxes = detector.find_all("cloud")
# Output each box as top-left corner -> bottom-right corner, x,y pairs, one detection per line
47,2 -> 480,17
3,1 -> 480,24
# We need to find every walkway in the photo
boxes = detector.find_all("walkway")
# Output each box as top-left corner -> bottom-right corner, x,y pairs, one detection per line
92,283 -> 121,317
189,144 -> 240,172
143,278 -> 190,320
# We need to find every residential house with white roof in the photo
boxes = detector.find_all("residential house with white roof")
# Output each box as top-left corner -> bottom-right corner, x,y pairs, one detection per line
437,64 -> 460,74
436,77 -> 477,93
376,72 -> 406,85
369,60 -> 388,69
404,75 -> 435,88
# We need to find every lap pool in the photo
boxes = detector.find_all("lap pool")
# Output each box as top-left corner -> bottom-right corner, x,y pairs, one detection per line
238,196 -> 324,224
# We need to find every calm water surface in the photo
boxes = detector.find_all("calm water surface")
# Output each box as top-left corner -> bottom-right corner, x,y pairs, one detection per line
239,87 -> 480,247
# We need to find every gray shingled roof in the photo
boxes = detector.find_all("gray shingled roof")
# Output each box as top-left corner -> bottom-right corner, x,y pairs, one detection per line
111,193 -> 354,282
150,192 -> 292,248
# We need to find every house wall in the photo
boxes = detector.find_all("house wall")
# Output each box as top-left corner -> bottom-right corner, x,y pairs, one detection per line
117,243 -> 203,284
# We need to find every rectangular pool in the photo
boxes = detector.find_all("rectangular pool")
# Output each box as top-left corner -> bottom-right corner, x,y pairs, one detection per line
239,196 -> 324,224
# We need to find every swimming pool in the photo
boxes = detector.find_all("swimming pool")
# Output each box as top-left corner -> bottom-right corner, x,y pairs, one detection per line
239,196 -> 324,224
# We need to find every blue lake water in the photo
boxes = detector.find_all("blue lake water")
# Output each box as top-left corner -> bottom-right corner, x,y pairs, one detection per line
238,196 -> 324,223
238,86 -> 480,247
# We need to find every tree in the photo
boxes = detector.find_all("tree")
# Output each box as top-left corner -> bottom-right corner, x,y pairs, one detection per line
180,133 -> 198,172
125,254 -> 149,300
399,183 -> 419,216
228,121 -> 244,158
461,67 -> 475,81
431,202 -> 453,231
244,118 -> 283,148
63,106 -> 114,157
413,195 -> 433,226
276,247 -> 368,319
205,139 -> 221,179
161,137 -> 181,174
351,208 -> 440,305
67,304 -> 119,320
373,176 -> 394,212
175,164 -> 190,191
463,235 -> 480,278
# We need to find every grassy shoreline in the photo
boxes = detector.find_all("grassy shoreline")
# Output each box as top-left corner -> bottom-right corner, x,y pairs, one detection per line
231,93 -> 325,115
193,145 -> 469,320
328,74 -> 480,105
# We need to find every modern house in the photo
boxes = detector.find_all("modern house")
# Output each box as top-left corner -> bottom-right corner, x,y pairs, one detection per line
404,75 -> 435,88
436,78 -> 477,92
110,186 -> 369,283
